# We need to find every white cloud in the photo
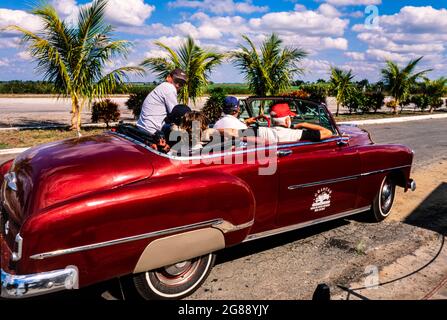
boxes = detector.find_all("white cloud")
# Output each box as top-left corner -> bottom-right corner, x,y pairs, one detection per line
345,52 -> 366,61
0,58 -> 9,67
168,0 -> 268,15
326,0 -> 381,6
351,5 -> 447,77
0,9 -> 43,33
17,51 -> 33,61
366,49 -> 409,63
0,37 -> 20,49
249,10 -> 349,37
60,0 -> 155,27
300,58 -> 331,77
154,36 -> 190,49
104,0 -> 155,26
174,21 -> 222,40
294,4 -> 306,12
379,6 -> 447,33
317,4 -> 341,18
322,37 -> 348,50
50,0 -> 78,17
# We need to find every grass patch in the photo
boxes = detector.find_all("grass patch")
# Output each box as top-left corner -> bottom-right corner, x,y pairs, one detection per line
0,128 -> 106,149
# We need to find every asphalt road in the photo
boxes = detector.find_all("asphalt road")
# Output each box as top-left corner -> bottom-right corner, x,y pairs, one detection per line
358,118 -> 447,168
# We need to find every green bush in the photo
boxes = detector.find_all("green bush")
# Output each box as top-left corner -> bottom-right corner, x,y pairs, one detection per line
298,84 -> 329,103
410,95 -> 430,111
364,91 -> 385,113
343,88 -> 367,114
125,89 -> 152,119
91,99 -> 120,128
202,88 -> 226,123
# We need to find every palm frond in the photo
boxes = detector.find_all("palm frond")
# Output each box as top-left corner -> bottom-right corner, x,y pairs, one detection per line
230,33 -> 307,96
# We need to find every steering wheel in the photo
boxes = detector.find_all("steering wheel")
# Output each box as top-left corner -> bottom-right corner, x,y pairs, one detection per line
248,115 -> 271,128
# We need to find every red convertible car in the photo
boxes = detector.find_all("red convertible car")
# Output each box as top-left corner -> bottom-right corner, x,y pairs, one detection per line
1,97 -> 416,299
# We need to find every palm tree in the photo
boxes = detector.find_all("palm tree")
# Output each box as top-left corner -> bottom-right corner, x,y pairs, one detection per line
140,36 -> 223,105
8,0 -> 143,134
381,57 -> 431,114
330,67 -> 354,116
230,33 -> 307,97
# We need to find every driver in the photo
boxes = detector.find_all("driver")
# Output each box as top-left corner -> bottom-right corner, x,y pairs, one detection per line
258,103 -> 333,143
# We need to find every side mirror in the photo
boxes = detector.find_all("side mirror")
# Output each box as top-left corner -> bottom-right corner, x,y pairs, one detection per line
337,135 -> 350,146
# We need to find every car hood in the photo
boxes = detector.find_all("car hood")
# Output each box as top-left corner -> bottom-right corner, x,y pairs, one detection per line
2,133 -> 153,223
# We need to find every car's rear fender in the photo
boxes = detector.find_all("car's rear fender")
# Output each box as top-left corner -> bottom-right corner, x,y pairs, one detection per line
17,171 -> 255,287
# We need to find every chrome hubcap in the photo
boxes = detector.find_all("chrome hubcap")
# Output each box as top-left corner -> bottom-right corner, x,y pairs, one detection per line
164,261 -> 192,276
380,179 -> 393,214
154,258 -> 200,286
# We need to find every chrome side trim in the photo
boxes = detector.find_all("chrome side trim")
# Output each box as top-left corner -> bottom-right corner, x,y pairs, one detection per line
30,218 -> 252,260
288,165 -> 412,190
360,165 -> 411,177
30,219 -> 223,260
288,175 -> 359,190
213,219 -> 255,233
243,206 -> 371,242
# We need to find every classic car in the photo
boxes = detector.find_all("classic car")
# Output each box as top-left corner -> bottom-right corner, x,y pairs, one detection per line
0,96 -> 416,300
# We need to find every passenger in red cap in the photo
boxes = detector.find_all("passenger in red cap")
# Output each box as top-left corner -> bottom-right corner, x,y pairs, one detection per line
257,103 -> 333,143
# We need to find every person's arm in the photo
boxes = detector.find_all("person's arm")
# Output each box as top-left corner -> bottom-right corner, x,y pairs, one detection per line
164,86 -> 178,113
244,114 -> 269,126
294,122 -> 333,140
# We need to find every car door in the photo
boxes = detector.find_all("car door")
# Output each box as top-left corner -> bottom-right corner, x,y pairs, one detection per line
275,99 -> 360,227
275,137 -> 361,227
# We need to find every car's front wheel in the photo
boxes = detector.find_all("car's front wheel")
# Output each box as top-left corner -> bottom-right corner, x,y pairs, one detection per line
133,253 -> 216,300
370,175 -> 396,222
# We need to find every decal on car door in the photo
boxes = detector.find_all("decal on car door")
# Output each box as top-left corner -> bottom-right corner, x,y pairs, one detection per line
311,187 -> 332,212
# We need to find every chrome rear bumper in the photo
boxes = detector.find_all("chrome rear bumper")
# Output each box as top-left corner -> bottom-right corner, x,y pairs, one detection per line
1,266 -> 78,299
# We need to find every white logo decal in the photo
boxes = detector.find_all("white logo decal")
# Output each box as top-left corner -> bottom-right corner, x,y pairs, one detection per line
311,187 -> 332,212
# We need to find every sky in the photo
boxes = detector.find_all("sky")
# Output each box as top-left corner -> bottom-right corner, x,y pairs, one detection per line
0,0 -> 446,83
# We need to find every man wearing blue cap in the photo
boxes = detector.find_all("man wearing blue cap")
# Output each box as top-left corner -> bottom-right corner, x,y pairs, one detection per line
213,96 -> 250,131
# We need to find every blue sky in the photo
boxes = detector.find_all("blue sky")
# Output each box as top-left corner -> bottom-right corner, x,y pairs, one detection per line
0,0 -> 446,82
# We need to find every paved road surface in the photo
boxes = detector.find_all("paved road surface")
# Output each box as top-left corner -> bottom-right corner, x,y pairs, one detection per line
358,118 -> 447,168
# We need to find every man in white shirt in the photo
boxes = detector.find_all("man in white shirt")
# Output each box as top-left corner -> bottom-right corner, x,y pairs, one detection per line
213,96 -> 249,130
258,103 -> 333,143
137,68 -> 187,134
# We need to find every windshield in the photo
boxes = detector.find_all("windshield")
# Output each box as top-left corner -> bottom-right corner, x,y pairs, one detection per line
241,98 -> 338,134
